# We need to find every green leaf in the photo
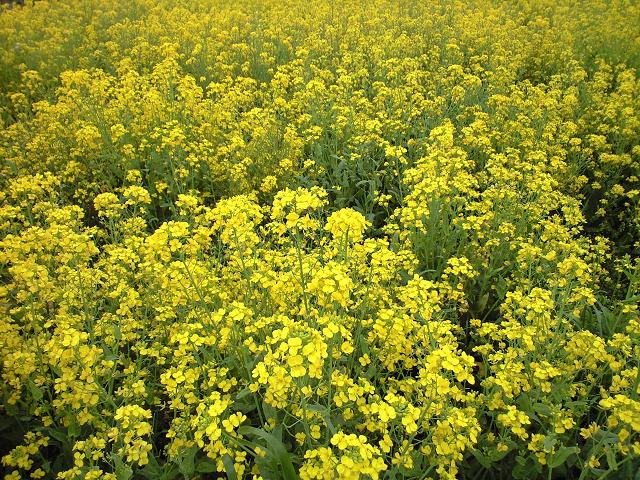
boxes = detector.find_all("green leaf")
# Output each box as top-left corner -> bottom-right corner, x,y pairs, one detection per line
475,292 -> 489,313
471,449 -> 492,469
261,401 -> 278,422
512,455 -> 541,479
195,458 -> 217,473
272,423 -> 284,443
589,467 -> 608,477
305,404 -> 336,435
237,426 -> 298,480
533,402 -> 551,416
113,324 -> 122,342
139,452 -> 162,479
512,462 -> 528,480
233,387 -> 257,414
178,446 -> 197,477
593,430 -> 618,445
47,428 -> 68,444
100,342 -> 119,361
488,445 -> 512,462
605,445 -> 618,470
68,421 -> 81,438
113,454 -> 133,480
222,454 -> 238,480
548,446 -> 579,469
543,435 -> 557,452
160,464 -> 180,480
517,395 -> 532,414
235,387 -> 253,401
27,380 -> 43,402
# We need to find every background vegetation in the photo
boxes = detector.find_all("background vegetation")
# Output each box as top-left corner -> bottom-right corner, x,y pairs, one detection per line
1,0 -> 639,479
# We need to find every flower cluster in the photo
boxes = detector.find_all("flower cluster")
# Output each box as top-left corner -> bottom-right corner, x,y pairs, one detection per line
1,0 -> 639,479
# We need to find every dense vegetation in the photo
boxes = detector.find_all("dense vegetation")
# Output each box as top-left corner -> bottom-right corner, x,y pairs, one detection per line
1,1 -> 639,479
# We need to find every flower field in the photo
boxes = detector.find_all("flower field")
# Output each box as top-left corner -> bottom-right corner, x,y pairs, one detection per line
1,0 -> 640,478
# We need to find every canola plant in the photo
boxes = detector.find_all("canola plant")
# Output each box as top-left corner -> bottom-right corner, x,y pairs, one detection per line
1,1 -> 639,479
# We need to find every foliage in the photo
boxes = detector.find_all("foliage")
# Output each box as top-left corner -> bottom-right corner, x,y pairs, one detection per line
1,1 -> 640,479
